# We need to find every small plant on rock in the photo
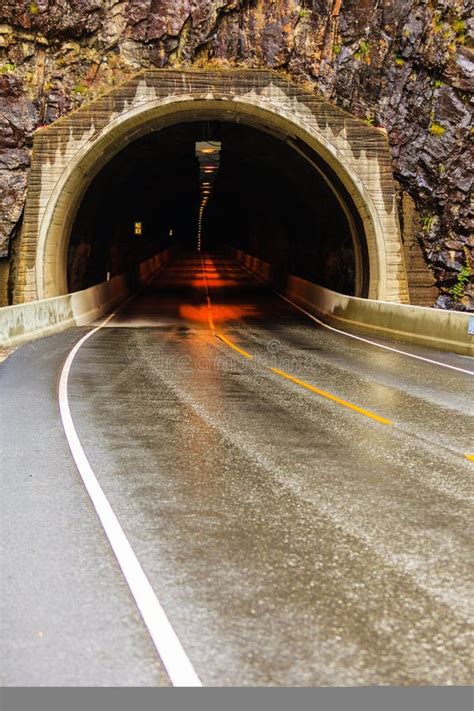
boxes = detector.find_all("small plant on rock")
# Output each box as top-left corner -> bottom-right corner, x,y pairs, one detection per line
354,40 -> 370,59
73,83 -> 89,95
450,251 -> 471,302
297,7 -> 311,19
0,62 -> 16,73
421,215 -> 434,232
452,19 -> 466,36
428,122 -> 446,136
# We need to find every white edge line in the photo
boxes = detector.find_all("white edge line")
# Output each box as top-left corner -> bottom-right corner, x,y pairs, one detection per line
236,261 -> 473,376
58,296 -> 202,687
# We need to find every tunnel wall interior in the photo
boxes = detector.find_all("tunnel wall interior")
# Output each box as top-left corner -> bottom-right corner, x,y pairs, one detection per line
67,124 -> 198,291
68,121 -> 358,296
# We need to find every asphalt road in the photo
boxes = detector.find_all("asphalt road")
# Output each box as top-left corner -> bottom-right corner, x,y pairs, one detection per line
1,254 -> 473,686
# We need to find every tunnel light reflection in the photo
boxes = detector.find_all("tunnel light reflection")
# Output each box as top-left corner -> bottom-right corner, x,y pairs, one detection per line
179,303 -> 258,323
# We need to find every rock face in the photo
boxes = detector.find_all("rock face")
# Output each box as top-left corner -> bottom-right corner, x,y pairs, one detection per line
0,0 -> 472,308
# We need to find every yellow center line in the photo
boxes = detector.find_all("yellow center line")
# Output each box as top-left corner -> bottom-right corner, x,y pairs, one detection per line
187,260 -> 472,453
216,333 -> 254,359
270,367 -> 393,425
464,454 -> 474,462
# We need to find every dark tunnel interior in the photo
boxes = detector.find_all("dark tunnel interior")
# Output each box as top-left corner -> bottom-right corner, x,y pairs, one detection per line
67,121 -> 358,295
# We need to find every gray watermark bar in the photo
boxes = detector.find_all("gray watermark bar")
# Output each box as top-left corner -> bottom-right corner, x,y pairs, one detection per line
1,687 -> 472,711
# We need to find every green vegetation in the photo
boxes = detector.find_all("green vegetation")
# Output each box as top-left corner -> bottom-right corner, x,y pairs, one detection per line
28,2 -> 39,14
433,79 -> 442,88
452,19 -> 466,36
0,62 -> 16,74
354,40 -> 370,59
73,83 -> 89,95
450,251 -> 471,301
395,55 -> 405,66
452,19 -> 466,45
333,44 -> 341,56
433,12 -> 466,44
421,215 -> 434,232
363,115 -> 375,126
297,7 -> 311,19
428,122 -> 446,136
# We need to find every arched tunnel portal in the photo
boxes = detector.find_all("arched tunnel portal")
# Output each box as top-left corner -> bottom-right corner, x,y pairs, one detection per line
14,70 -> 409,304
68,119 -> 365,298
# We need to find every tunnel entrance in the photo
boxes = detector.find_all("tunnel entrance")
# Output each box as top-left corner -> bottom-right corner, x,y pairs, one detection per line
15,69 -> 409,304
68,121 -> 358,296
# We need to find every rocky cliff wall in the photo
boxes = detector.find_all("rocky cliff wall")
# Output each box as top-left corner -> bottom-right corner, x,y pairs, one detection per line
0,0 -> 472,308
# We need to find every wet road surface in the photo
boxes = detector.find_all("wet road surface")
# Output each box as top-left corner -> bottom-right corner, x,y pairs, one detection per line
1,254 -> 473,686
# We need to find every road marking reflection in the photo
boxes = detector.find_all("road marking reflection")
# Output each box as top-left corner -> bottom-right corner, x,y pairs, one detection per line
270,367 -> 393,425
216,333 -> 254,359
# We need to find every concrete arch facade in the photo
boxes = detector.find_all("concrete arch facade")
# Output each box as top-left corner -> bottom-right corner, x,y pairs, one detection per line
15,69 -> 409,303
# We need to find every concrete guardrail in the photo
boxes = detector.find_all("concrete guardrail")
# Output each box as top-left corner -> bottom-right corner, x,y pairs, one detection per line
0,249 -> 172,349
232,249 -> 474,357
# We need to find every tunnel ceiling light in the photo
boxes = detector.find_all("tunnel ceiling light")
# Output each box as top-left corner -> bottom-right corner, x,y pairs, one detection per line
195,140 -> 221,253
196,141 -> 221,158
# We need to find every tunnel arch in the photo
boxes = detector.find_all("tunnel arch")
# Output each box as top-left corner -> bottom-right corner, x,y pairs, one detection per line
15,70 -> 409,303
